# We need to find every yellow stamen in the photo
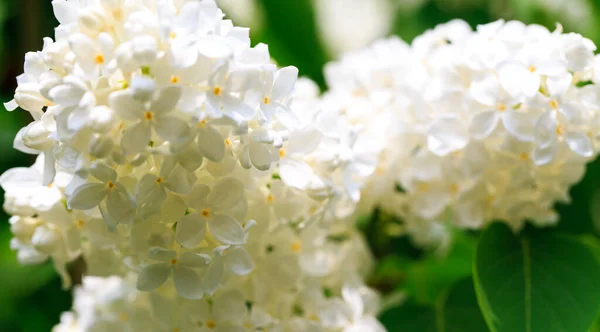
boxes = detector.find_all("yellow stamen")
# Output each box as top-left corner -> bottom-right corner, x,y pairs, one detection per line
528,65 -> 536,73
107,181 -> 115,189
279,149 -> 286,158
170,258 -> 178,265
519,152 -> 529,161
266,194 -> 275,204
206,320 -> 217,329
213,87 -> 222,96
94,53 -> 105,64
112,8 -> 123,20
170,76 -> 180,84
352,88 -> 367,97
449,184 -> 459,195
196,119 -> 207,128
156,177 -> 164,184
291,240 -> 302,253
201,208 -> 211,218
144,111 -> 154,120
496,103 -> 507,112
264,96 -> 270,104
549,99 -> 559,109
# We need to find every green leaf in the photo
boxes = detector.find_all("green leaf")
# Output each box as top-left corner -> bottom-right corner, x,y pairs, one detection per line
556,157 -> 600,236
0,223 -> 60,323
256,0 -> 329,88
380,277 -> 488,332
404,231 -> 476,304
474,223 -> 600,332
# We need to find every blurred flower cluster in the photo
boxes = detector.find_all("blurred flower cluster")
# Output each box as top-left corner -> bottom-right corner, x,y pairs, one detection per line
325,19 -> 600,244
2,0 -> 383,331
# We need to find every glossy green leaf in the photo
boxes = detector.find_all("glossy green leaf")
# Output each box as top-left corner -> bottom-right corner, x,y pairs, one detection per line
380,278 -> 488,332
474,223 -> 600,332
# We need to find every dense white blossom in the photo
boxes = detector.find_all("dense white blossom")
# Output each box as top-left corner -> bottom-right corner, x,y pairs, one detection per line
323,19 -> 600,244
2,0 -> 380,331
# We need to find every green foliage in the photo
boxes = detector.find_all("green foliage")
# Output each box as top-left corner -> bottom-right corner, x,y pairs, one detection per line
403,232 -> 476,304
474,223 -> 600,332
255,0 -> 329,89
556,157 -> 600,236
381,277 -> 488,332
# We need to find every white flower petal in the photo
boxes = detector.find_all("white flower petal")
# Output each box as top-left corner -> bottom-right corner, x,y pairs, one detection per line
89,162 -> 117,183
208,214 -> 245,245
288,127 -> 322,155
179,252 -> 210,267
470,111 -> 499,139
176,213 -> 207,248
279,158 -> 314,190
154,116 -> 190,142
224,247 -> 254,275
222,95 -> 255,120
533,143 -> 557,166
106,185 -> 136,224
428,116 -> 469,156
68,183 -> 108,210
203,256 -> 224,295
547,73 -> 573,96
565,132 -> 594,157
533,111 -> 557,148
42,150 -> 56,187
177,145 -> 204,172
147,247 -> 177,262
164,165 -> 196,195
498,61 -> 539,98
150,86 -> 181,114
137,263 -> 171,291
208,177 -> 245,210
503,110 -> 535,142
122,121 -> 151,154
173,266 -> 204,299
108,91 -> 144,121
271,66 -> 299,100
197,38 -> 234,59
470,75 -> 499,106
249,142 -> 271,171
197,125 -> 225,162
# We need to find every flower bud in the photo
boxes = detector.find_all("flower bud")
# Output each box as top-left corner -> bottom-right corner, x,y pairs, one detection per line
15,83 -> 47,113
22,121 -> 54,151
132,35 -> 158,66
9,216 -> 39,239
131,75 -> 156,101
78,9 -> 104,34
89,106 -> 116,132
32,225 -> 61,254
89,135 -> 114,158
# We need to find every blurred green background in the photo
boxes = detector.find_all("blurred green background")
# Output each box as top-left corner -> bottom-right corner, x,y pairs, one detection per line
1,0 -> 600,330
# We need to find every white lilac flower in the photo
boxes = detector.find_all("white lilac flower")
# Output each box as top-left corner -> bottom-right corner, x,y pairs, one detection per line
3,0 -> 381,330
322,19 -> 600,243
